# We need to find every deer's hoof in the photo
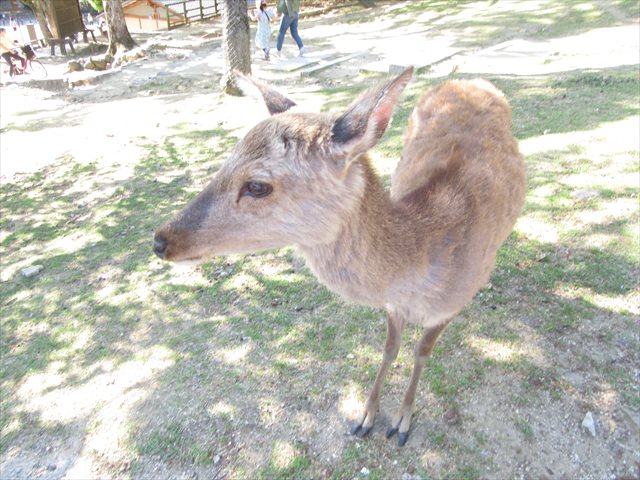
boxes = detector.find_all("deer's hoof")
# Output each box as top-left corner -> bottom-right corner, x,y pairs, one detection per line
350,421 -> 373,438
386,426 -> 410,446
386,417 -> 411,446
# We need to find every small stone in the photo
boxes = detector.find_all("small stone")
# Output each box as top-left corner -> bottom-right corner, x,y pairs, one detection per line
535,252 -> 550,262
571,189 -> 599,202
347,353 -> 355,359
360,466 -> 369,476
582,411 -> 596,437
213,454 -> 221,465
84,58 -> 108,71
46,464 -> 57,471
620,405 -> 640,435
21,265 -> 43,277
444,406 -> 460,425
123,49 -> 145,63
66,60 -> 84,72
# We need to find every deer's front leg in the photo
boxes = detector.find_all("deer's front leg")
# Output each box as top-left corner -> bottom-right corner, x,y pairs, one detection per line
386,319 -> 450,446
351,313 -> 405,438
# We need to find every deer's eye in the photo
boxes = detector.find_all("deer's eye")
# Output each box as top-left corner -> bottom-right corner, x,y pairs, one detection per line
243,181 -> 273,199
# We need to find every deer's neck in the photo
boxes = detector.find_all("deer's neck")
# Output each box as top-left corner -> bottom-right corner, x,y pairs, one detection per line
298,158 -> 408,306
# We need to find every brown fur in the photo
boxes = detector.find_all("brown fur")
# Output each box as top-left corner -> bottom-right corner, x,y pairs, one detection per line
153,68 -> 526,445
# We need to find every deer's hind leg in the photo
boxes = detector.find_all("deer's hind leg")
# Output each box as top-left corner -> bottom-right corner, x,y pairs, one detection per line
386,318 -> 451,446
351,311 -> 406,438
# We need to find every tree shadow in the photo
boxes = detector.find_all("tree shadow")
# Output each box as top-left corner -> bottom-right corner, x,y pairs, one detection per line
0,124 -> 240,475
1,13 -> 638,475
1,104 -> 89,134
374,0 -> 631,49
123,221 -> 638,477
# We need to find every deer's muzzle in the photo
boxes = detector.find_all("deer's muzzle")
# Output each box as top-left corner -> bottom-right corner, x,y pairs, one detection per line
153,233 -> 168,259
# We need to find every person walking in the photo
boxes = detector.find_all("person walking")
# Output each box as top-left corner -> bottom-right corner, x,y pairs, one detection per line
251,0 -> 276,60
275,0 -> 305,57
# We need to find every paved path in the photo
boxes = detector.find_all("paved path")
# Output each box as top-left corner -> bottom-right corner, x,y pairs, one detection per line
1,2 -> 638,92
1,2 -> 638,179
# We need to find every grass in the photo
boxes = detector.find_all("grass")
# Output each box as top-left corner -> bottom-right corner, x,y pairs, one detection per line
1,1 -> 639,479
256,449 -> 313,480
515,418 -> 535,441
382,0 -> 636,48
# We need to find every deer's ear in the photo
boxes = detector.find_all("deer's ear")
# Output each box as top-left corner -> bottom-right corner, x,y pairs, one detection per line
235,71 -> 297,115
331,67 -> 413,160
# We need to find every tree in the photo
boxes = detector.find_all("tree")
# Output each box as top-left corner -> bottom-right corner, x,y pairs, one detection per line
103,0 -> 136,57
21,0 -> 54,45
219,0 -> 251,95
80,0 -> 104,12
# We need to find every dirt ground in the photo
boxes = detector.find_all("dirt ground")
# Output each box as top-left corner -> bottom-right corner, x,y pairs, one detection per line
1,1 -> 639,479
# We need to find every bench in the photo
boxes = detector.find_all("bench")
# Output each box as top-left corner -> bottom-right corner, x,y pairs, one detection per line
49,29 -> 97,56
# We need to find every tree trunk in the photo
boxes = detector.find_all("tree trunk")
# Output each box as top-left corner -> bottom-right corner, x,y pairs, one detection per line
103,0 -> 136,57
220,0 -> 251,95
21,0 -> 53,45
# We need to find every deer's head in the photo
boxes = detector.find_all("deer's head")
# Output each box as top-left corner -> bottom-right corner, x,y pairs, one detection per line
153,68 -> 412,263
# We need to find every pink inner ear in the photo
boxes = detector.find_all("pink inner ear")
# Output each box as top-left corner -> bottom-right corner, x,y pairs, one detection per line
374,101 -> 395,131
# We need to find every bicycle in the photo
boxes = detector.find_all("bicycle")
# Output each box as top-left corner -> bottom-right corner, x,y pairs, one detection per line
6,44 -> 47,79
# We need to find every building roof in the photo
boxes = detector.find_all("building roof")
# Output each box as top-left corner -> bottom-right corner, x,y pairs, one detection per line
122,0 -> 170,9
121,0 -> 183,15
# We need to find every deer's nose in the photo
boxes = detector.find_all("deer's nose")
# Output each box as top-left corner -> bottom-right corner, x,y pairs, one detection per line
153,233 -> 168,259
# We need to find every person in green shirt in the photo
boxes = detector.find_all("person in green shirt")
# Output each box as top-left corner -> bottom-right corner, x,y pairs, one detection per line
275,0 -> 306,57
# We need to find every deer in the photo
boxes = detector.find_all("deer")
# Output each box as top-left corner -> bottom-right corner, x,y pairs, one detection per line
152,67 -> 526,446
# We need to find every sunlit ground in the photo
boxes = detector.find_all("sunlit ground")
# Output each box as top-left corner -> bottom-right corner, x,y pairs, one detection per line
1,1 -> 639,479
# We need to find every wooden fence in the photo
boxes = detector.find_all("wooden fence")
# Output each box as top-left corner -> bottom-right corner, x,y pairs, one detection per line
164,0 -> 218,29
163,0 -> 254,29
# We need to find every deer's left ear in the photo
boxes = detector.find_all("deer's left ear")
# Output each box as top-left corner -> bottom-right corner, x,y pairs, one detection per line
235,71 -> 297,115
331,66 -> 413,160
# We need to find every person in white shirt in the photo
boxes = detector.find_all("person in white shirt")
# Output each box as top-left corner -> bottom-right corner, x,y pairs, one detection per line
0,27 -> 26,75
251,0 -> 276,61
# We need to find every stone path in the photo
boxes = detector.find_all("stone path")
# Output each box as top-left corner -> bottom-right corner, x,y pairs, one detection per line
443,24 -> 640,76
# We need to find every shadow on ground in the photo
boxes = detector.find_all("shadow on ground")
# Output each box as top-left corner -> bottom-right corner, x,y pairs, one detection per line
1,1 -> 638,478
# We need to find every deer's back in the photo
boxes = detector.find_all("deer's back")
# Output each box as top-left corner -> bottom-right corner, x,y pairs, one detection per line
392,79 -> 522,203
386,80 -> 525,320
